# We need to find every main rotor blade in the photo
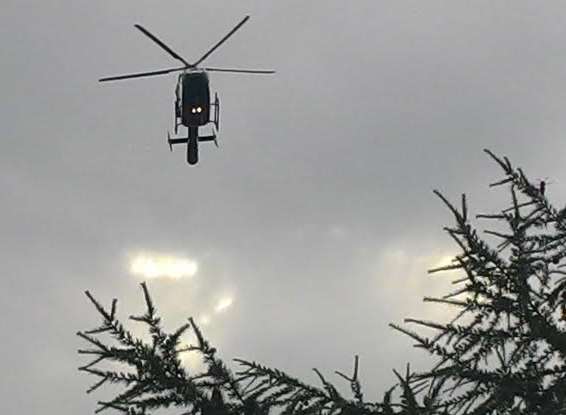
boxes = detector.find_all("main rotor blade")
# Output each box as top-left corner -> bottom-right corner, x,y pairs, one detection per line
204,67 -> 275,74
134,24 -> 191,67
99,67 -> 185,82
192,15 -> 250,67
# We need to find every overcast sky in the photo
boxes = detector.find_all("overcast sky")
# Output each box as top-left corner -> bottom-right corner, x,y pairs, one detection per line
3,1 -> 566,413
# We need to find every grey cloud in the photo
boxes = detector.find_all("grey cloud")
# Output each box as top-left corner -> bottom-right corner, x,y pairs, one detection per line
3,1 -> 566,413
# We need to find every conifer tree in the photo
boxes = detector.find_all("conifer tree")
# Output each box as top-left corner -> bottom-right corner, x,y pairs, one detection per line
390,149 -> 566,414
77,150 -> 566,414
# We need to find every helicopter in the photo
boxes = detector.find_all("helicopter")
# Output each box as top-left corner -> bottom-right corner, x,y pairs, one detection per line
99,16 -> 275,165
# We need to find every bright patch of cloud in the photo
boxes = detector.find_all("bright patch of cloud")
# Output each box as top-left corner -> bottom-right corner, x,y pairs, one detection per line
374,247 -> 460,321
198,314 -> 211,326
129,253 -> 198,279
179,344 -> 206,372
430,255 -> 460,276
214,296 -> 234,313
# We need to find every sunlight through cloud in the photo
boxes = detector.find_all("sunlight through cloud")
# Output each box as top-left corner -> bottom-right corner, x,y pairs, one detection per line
179,344 -> 206,372
129,253 -> 198,279
214,296 -> 234,313
198,314 -> 211,327
430,254 -> 459,276
374,247 -> 459,321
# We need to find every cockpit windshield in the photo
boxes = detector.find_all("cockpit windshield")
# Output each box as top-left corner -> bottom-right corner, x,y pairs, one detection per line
182,73 -> 209,106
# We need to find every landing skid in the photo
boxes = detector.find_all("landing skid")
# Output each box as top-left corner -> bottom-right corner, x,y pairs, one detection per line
168,127 -> 218,165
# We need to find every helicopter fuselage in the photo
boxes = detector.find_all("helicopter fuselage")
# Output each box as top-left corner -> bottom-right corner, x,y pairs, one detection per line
177,71 -> 211,127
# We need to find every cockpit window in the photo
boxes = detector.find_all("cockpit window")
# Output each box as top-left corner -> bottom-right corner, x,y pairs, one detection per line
182,74 -> 209,106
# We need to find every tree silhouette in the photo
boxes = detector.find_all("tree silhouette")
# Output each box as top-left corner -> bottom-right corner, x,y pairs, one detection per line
389,149 -> 566,414
77,150 -> 566,414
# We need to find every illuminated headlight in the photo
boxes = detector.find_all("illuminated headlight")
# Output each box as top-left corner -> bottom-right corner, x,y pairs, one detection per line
191,108 -> 196,113
197,107 -> 202,113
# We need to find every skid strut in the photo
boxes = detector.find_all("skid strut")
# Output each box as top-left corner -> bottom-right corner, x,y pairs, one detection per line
211,92 -> 220,131
167,131 -> 187,151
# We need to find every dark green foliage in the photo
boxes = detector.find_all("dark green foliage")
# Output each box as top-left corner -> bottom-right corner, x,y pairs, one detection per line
390,149 -> 566,414
78,150 -> 566,414
77,283 -> 210,414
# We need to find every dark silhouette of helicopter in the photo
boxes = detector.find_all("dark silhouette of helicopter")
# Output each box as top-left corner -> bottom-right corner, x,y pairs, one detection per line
100,16 -> 275,165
